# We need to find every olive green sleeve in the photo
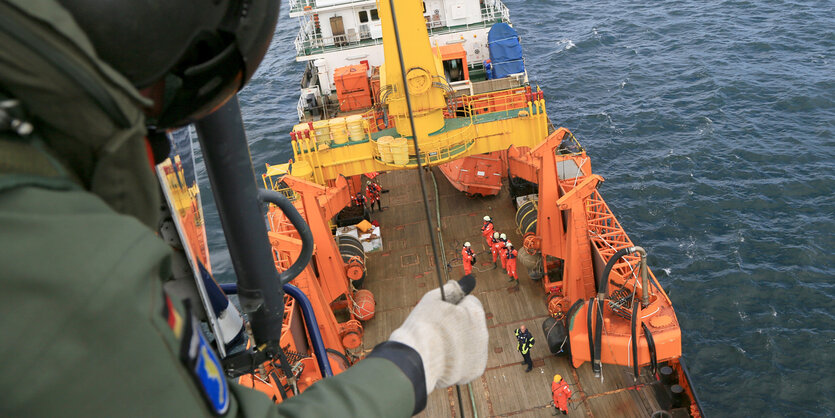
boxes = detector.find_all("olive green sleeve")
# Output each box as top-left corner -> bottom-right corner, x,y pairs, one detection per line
232,355 -> 419,418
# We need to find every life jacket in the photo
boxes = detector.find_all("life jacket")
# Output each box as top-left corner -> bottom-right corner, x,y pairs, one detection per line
461,247 -> 472,262
352,193 -> 366,205
481,221 -> 494,236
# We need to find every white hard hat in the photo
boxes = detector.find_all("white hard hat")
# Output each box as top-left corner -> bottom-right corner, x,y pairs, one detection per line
483,215 -> 491,222
500,233 -> 507,240
506,242 -> 513,248
367,180 -> 371,185
464,242 -> 471,247
493,232 -> 500,239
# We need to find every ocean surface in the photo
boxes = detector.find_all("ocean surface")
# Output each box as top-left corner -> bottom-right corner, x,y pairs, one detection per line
195,1 -> 835,416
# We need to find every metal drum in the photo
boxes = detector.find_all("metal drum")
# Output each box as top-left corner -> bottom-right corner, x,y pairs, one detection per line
338,235 -> 366,288
515,200 -> 537,236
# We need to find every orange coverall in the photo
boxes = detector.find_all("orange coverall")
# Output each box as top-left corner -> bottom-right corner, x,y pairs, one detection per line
506,248 -> 518,280
488,236 -> 498,262
499,241 -> 510,270
481,221 -> 494,248
461,246 -> 475,275
552,379 -> 572,412
491,239 -> 506,268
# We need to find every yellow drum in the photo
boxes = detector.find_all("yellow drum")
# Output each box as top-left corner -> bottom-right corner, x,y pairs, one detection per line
390,137 -> 409,166
312,120 -> 330,146
329,117 -> 349,144
346,115 -> 366,142
377,136 -> 394,163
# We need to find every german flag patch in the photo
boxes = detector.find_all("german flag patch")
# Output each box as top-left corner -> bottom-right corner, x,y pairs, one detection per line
163,294 -> 229,415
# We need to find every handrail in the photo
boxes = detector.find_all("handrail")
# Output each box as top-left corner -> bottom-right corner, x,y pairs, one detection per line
447,86 -> 531,118
370,122 -> 477,167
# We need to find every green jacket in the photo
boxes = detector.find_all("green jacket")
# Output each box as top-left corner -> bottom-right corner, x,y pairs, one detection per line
0,0 -> 425,416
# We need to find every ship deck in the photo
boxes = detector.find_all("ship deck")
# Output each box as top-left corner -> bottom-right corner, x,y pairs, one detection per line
362,168 -> 671,417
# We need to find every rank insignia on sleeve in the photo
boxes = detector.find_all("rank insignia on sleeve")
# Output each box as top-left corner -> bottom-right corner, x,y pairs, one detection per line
179,303 -> 230,415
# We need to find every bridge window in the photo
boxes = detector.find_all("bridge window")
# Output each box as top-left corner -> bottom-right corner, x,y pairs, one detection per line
359,10 -> 368,23
370,8 -> 379,21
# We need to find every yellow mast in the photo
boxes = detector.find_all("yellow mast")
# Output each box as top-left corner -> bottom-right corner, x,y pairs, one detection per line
378,0 -> 447,138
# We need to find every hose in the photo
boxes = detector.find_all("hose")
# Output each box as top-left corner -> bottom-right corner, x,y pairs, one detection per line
586,298 -> 595,374
258,189 -> 315,285
631,301 -> 639,380
642,322 -> 657,375
597,247 -> 633,300
593,297 -> 603,377
595,246 -> 646,378
468,382 -> 478,418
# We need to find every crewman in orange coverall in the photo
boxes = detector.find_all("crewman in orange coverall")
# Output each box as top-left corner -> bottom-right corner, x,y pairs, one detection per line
492,232 -> 507,270
498,233 -> 509,270
551,374 -> 572,415
461,242 -> 475,275
489,232 -> 500,267
480,215 -> 494,248
505,242 -> 519,284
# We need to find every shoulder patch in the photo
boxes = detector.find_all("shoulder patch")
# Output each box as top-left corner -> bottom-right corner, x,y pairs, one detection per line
178,302 -> 230,415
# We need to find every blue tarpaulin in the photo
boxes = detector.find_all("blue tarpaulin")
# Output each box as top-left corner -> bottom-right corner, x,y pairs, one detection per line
487,23 -> 525,79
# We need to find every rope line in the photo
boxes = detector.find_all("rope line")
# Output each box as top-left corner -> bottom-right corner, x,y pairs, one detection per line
388,0 -> 447,300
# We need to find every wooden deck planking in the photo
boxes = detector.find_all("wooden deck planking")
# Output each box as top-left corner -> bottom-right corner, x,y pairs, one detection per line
360,168 -> 668,417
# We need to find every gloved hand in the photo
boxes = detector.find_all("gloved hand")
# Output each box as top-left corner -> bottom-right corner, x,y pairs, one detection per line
389,275 -> 488,393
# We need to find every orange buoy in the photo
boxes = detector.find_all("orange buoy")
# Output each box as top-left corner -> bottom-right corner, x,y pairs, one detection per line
353,289 -> 376,321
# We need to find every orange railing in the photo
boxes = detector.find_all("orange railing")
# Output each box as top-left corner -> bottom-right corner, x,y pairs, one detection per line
446,86 -> 533,117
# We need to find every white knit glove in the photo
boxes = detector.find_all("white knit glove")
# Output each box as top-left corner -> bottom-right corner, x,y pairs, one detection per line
389,276 -> 488,393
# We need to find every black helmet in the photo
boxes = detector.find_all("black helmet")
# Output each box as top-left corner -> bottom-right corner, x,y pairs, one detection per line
57,0 -> 279,128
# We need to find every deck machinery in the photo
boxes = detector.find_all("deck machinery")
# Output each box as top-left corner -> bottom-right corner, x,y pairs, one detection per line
243,0 -> 702,416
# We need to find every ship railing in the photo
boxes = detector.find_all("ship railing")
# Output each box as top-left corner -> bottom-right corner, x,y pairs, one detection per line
556,131 -> 586,156
370,122 -> 477,167
296,94 -> 306,121
295,25 -> 383,57
458,86 -> 531,115
289,0 -> 377,15
262,173 -> 301,202
288,0 -> 315,15
358,106 -> 395,133
480,0 -> 511,24
424,12 -> 510,37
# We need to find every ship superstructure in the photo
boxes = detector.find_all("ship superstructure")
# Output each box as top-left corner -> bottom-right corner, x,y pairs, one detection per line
290,0 -> 519,120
